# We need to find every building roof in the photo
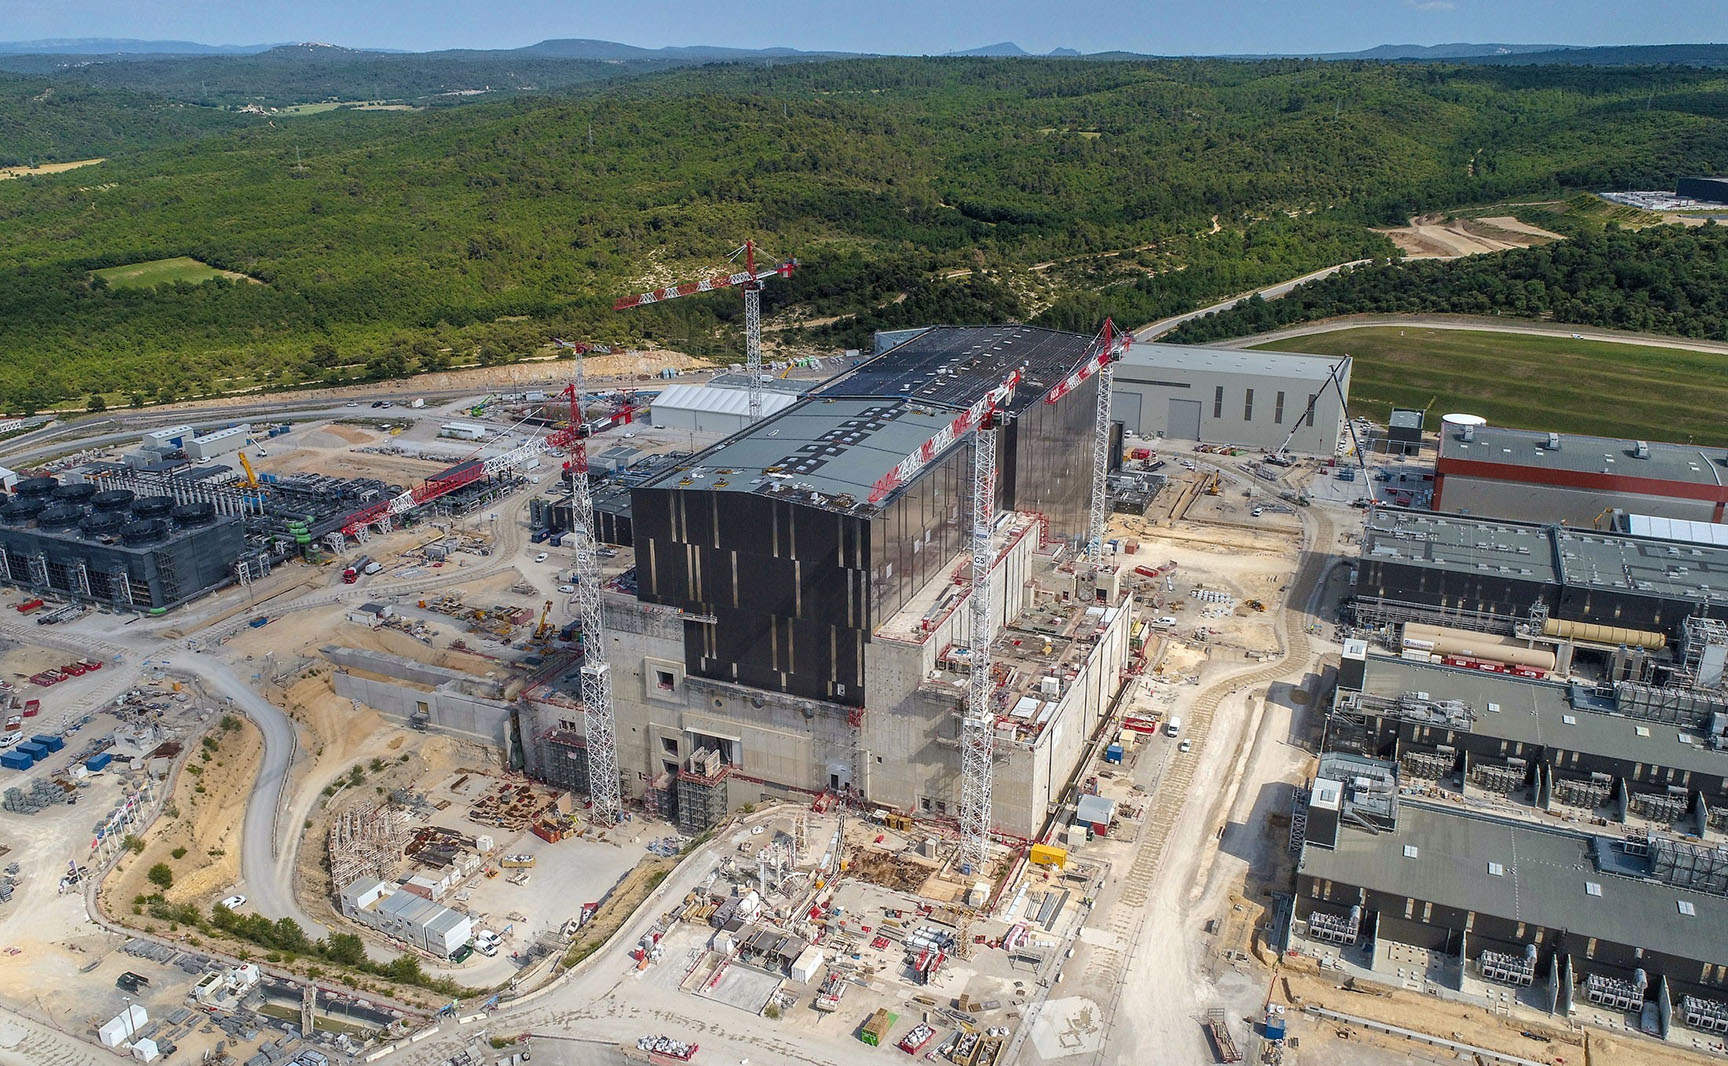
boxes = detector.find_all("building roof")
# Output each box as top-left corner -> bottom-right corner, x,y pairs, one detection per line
1622,514 -> 1728,548
650,383 -> 800,419
1556,527 -> 1728,607
641,397 -> 955,513
1363,508 -> 1728,609
641,325 -> 1102,513
1353,656 -> 1728,777
1118,342 -> 1347,382
1362,509 -> 1559,584
1301,801 -> 1728,964
707,373 -> 811,396
1438,424 -> 1727,492
815,325 -> 1095,416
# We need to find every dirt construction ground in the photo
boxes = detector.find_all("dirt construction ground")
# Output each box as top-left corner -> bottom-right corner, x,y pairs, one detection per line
1373,213 -> 1561,259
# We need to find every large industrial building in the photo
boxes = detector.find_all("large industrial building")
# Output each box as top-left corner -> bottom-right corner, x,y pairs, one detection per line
1677,176 -> 1728,203
520,325 -> 1137,838
1433,421 -> 1728,526
1112,343 -> 1349,455
1353,507 -> 1728,643
0,477 -> 244,610
648,379 -> 803,435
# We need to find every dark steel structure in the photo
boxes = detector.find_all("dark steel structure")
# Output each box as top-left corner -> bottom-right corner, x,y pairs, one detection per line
631,325 -> 1106,707
0,478 -> 244,609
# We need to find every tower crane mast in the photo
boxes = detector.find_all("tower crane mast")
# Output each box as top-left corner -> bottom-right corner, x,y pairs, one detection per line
958,403 -> 1007,873
613,241 -> 797,426
552,339 -> 621,825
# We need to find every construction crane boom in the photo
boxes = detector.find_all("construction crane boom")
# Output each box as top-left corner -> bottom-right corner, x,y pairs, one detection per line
553,339 -> 621,825
238,452 -> 260,490
867,373 -> 1020,506
613,241 -> 796,426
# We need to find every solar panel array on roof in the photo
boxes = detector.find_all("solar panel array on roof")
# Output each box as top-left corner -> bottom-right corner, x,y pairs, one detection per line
816,325 -> 1095,414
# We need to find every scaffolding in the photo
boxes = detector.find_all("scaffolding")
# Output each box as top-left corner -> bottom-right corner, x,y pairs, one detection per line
676,751 -> 730,836
1553,773 -> 1613,810
1400,749 -> 1455,780
326,802 -> 410,891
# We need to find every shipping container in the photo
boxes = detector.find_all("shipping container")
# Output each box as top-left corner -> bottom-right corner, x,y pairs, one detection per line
0,751 -> 30,771
30,735 -> 62,752
85,752 -> 112,772
15,743 -> 45,761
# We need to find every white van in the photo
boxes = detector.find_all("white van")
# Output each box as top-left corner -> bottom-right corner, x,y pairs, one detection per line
1165,717 -> 1182,738
475,930 -> 501,956
1152,615 -> 1177,629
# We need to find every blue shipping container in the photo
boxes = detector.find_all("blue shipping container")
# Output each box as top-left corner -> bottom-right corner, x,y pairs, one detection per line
16,743 -> 46,760
30,735 -> 62,752
1103,744 -> 1124,764
85,752 -> 112,772
0,751 -> 30,771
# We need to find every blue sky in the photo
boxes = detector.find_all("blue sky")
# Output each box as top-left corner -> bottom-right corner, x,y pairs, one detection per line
5,0 -> 1723,54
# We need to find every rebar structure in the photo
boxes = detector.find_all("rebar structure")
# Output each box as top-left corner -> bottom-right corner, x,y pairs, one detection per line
554,341 -> 622,825
959,408 -> 1003,873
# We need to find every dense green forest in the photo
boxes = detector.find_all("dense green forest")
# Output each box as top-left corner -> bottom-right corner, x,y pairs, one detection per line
0,76 -> 242,164
0,44 -> 674,111
1,56 -> 1727,411
1167,224 -> 1728,343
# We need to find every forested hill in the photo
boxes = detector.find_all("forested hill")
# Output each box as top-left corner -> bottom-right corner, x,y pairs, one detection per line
1167,225 -> 1728,344
0,74 -> 241,163
1,56 -> 1727,411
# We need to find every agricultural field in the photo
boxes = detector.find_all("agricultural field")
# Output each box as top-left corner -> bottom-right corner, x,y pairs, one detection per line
1254,326 -> 1728,446
94,256 -> 257,289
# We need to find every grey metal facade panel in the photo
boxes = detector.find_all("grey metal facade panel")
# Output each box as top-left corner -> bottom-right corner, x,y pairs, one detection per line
1298,802 -> 1728,971
820,325 -> 1095,416
0,518 -> 242,609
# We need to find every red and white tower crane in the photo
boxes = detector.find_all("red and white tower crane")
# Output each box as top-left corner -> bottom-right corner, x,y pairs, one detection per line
613,241 -> 797,425
551,339 -> 621,825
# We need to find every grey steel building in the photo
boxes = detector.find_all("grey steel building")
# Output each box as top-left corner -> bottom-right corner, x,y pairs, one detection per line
1434,423 -> 1728,527
1677,177 -> 1728,203
1296,795 -> 1728,1026
1112,343 -> 1348,454
0,478 -> 243,610
1353,508 -> 1728,638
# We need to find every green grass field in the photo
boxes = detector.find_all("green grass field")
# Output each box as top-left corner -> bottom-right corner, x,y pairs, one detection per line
1253,326 -> 1728,447
93,256 -> 252,289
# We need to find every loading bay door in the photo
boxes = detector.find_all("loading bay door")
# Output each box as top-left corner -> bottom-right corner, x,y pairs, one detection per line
1167,398 -> 1202,441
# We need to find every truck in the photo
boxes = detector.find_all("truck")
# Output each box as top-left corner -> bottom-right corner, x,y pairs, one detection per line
248,616 -> 270,629
14,599 -> 43,615
409,398 -> 425,409
342,555 -> 373,584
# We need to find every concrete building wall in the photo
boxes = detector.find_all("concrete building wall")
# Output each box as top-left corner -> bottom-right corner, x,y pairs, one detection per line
333,671 -> 513,751
1113,351 -> 1348,455
1433,473 -> 1720,527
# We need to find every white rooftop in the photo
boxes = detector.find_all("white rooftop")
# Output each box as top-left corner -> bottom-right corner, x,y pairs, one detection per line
1120,341 -> 1347,381
651,383 -> 799,419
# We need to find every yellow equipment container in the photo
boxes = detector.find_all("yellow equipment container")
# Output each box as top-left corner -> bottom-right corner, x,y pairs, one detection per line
1030,843 -> 1068,869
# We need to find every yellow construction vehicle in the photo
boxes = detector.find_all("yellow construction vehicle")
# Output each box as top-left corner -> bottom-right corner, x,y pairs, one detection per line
1204,470 -> 1221,496
534,599 -> 553,642
238,452 -> 260,489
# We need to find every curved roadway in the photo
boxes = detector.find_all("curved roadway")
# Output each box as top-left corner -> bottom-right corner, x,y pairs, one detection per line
1215,311 -> 1728,355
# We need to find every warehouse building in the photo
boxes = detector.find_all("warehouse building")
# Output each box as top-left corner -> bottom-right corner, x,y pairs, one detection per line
1353,508 -> 1728,639
0,477 -> 244,610
339,876 -> 473,957
1112,343 -> 1349,455
184,424 -> 250,460
1433,422 -> 1728,527
520,325 -> 1135,838
1294,792 -> 1728,1031
1328,651 -> 1728,820
1677,177 -> 1728,203
647,383 -> 800,435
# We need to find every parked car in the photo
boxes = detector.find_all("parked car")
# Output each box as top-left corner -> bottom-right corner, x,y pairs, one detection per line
534,552 -> 549,563
558,585 -> 575,594
1178,738 -> 1193,753
219,894 -> 247,910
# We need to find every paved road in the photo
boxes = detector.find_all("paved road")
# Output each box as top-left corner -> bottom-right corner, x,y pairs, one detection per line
1132,260 -> 1372,342
1216,311 -> 1728,355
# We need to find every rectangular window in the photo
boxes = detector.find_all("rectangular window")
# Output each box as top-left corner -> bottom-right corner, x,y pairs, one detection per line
1305,394 -> 1317,428
661,736 -> 679,755
1213,385 -> 1224,419
1274,391 -> 1285,425
656,669 -> 676,691
1243,389 -> 1254,421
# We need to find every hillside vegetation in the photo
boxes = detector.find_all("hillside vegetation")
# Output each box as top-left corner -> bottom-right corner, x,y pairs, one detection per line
1,57 -> 1727,411
1168,225 -> 1728,343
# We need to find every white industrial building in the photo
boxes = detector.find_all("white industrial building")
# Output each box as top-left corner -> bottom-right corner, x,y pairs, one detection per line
98,1004 -> 148,1048
648,383 -> 799,435
440,422 -> 488,441
140,425 -> 196,454
184,424 -> 251,460
1113,343 -> 1350,454
339,876 -> 473,957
